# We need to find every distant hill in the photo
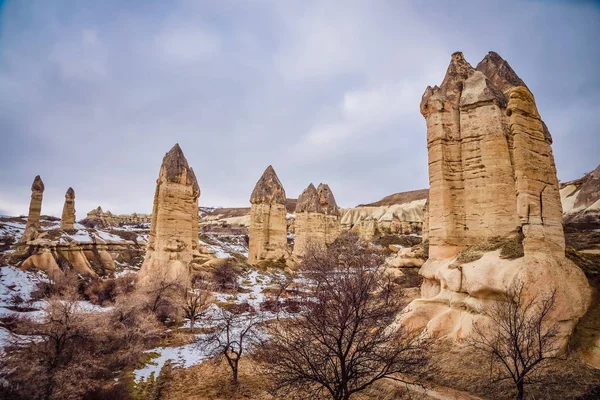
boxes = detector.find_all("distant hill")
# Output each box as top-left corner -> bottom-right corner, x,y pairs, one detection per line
358,189 -> 429,207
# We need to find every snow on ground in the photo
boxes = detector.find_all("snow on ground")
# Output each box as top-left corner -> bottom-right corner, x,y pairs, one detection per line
199,234 -> 249,259
0,266 -> 45,306
66,230 -> 94,243
133,268 -> 288,381
96,231 -> 126,242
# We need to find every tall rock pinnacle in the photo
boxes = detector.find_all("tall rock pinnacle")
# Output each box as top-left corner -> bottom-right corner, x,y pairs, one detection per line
400,51 -> 591,351
60,187 -> 76,231
21,175 -> 44,243
138,144 -> 201,286
248,165 -> 288,265
293,183 -> 341,260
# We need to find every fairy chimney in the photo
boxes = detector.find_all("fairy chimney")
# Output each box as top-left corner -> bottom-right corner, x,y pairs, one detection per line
60,187 -> 76,231
248,165 -> 288,265
138,144 -> 200,285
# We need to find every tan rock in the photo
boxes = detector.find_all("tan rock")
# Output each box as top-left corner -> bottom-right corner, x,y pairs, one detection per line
60,187 -> 76,231
293,183 -> 341,259
21,175 -> 44,243
401,51 -> 591,348
248,166 -> 288,265
138,144 -> 200,286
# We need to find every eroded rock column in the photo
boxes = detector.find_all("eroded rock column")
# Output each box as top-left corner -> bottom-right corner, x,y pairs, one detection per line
21,175 -> 44,243
138,144 -> 200,286
248,166 -> 288,265
61,187 -> 76,231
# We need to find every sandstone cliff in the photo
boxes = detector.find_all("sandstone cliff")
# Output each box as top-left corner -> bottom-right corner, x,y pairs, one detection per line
400,51 -> 591,349
248,166 -> 288,265
138,144 -> 201,286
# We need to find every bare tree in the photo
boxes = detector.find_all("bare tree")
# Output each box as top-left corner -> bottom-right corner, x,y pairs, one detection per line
271,270 -> 293,319
258,232 -> 429,400
196,306 -> 263,385
0,289 -> 102,400
467,280 -> 560,400
138,269 -> 184,322
0,288 -> 162,400
212,260 -> 241,291
182,281 -> 212,333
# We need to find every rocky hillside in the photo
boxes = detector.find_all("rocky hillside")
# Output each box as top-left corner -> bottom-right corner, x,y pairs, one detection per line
560,164 -> 600,230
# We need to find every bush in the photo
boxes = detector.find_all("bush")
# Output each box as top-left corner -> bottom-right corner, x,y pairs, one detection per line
456,235 -> 524,264
212,260 -> 242,290
80,275 -> 136,306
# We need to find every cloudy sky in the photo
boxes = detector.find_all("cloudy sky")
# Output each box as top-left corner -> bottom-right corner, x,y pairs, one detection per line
0,0 -> 599,217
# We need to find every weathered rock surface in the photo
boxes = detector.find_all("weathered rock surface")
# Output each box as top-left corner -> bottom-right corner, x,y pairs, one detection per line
400,51 -> 591,348
84,206 -> 151,227
138,144 -> 201,286
61,187 -> 76,231
248,166 -> 288,265
293,183 -> 340,259
561,165 -> 600,230
21,175 -> 44,243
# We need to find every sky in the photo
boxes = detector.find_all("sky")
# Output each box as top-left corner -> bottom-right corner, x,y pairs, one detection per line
0,0 -> 599,217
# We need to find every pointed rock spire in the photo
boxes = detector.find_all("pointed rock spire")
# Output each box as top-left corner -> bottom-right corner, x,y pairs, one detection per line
31,175 -> 44,192
61,187 -> 76,231
295,183 -> 321,213
317,183 -> 340,216
21,175 -> 45,242
160,143 -> 198,188
250,165 -> 286,205
476,51 -> 526,94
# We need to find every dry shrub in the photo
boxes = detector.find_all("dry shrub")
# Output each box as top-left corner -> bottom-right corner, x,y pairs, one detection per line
81,275 -> 136,306
0,288 -> 162,400
212,260 -> 242,290
456,235 -> 524,264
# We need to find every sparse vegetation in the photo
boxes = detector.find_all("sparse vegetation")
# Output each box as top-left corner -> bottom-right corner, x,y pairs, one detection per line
258,232 -> 430,400
467,280 -> 560,400
456,235 -> 524,264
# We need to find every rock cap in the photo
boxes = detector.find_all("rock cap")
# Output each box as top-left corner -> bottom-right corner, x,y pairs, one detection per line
160,144 -> 199,189
295,183 -> 321,213
250,165 -> 286,205
65,187 -> 75,199
317,183 -> 340,216
31,175 -> 44,192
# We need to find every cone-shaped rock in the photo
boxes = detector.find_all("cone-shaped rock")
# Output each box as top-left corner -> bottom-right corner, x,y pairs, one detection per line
21,175 -> 44,243
61,187 -> 76,231
293,183 -> 341,259
400,51 -> 590,351
138,144 -> 200,286
475,51 -> 527,94
248,165 -> 288,265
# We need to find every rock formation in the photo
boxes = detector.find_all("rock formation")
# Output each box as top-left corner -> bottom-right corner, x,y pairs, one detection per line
84,206 -> 151,227
138,144 -> 201,286
561,164 -> 600,229
61,187 -> 76,231
248,166 -> 288,265
400,51 -> 591,348
293,183 -> 341,259
21,175 -> 44,243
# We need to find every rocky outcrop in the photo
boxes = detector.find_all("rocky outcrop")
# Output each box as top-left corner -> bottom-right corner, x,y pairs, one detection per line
21,176 -> 44,243
248,166 -> 288,265
138,144 -> 201,286
561,165 -> 600,229
85,207 -> 151,227
292,183 -> 340,259
341,189 -> 428,241
61,187 -> 76,231
400,51 -> 591,348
